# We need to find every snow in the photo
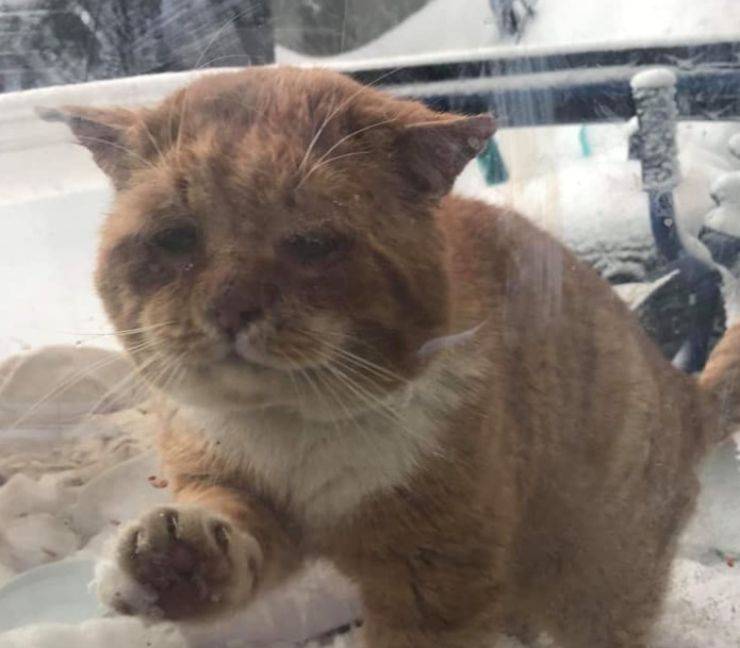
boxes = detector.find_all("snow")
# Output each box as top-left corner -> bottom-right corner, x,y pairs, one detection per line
274,0 -> 740,66
520,0 -> 740,52
631,68 -> 681,192
718,267 -> 740,328
730,134 -> 740,161
454,140 -> 730,282
274,0 -> 502,66
707,203 -> 740,239
653,559 -> 740,648
0,191 -> 119,361
0,438 -> 363,647
631,68 -> 678,90
93,551 -> 161,618
0,618 -> 185,648
711,172 -> 740,205
706,172 -> 740,238
3,514 -> 78,573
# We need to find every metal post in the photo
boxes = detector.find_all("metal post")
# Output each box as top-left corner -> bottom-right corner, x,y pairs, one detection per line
631,68 -> 721,372
631,69 -> 682,262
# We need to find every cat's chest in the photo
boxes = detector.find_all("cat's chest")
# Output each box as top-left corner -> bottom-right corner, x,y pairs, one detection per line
181,352 -> 485,525
191,402 -> 439,524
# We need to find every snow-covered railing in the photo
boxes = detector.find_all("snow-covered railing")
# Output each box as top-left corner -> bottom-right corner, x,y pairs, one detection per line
342,40 -> 740,372
350,39 -> 740,127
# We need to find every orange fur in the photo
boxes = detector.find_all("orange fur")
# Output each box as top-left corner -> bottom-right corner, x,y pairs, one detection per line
48,67 -> 740,647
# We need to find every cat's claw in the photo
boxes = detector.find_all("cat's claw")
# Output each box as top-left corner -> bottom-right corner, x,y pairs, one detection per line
100,505 -> 261,620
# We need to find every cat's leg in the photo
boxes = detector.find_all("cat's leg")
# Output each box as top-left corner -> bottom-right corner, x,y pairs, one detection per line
100,481 -> 302,620
538,544 -> 671,648
549,599 -> 656,648
358,618 -> 500,648
348,565 -> 507,648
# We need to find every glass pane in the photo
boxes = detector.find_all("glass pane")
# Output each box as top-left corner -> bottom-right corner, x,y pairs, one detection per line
1,1 -> 739,646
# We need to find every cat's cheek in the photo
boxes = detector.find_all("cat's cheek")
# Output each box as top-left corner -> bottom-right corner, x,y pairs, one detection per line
296,266 -> 352,305
103,235 -> 198,298
125,259 -> 176,295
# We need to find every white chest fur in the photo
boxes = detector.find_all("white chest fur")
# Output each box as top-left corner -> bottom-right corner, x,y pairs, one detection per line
180,351 -> 485,525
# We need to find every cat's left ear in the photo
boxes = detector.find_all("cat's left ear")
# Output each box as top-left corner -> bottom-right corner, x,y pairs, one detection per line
396,114 -> 496,199
37,105 -> 138,188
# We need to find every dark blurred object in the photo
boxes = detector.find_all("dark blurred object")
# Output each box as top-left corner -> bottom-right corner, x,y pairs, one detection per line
634,229 -> 740,365
159,0 -> 273,70
636,262 -> 726,366
488,0 -> 536,40
628,67 -> 722,373
701,227 -> 740,274
0,0 -> 435,92
0,0 -> 275,91
273,0 -> 427,56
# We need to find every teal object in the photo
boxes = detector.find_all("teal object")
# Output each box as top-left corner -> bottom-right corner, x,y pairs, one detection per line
477,137 -> 509,185
579,125 -> 592,157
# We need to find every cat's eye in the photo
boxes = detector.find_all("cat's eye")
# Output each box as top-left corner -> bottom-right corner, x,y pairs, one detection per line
152,225 -> 198,254
283,231 -> 348,263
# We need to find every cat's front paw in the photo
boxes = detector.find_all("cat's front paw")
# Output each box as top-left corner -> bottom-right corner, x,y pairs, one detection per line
97,505 -> 262,620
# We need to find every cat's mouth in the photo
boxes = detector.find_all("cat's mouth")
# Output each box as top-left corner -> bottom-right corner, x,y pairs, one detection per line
218,350 -> 271,373
213,336 -> 332,375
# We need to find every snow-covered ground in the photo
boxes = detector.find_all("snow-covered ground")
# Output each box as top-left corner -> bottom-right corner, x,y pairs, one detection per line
0,413 -> 737,647
2,0 -> 740,646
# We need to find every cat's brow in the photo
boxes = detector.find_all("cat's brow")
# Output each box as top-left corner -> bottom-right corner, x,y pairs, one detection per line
297,67 -> 403,177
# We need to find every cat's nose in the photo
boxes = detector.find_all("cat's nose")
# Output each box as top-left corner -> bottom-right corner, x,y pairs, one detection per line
210,282 -> 276,338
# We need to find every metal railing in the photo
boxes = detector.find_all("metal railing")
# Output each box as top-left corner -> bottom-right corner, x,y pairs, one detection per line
344,39 -> 740,371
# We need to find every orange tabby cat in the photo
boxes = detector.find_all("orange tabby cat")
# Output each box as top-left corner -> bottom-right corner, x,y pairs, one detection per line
45,67 -> 740,647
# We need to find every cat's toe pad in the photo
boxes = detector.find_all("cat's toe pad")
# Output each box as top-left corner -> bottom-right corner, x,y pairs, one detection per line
96,505 -> 261,620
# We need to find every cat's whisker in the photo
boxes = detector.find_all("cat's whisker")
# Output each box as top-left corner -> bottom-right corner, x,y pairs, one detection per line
297,332 -> 406,384
152,350 -> 190,398
174,85 -> 193,158
297,150 -> 370,188
329,347 -> 404,384
296,67 -> 401,177
189,54 -> 256,71
77,350 -> 166,420
128,351 -> 178,403
1,336 -> 151,405
125,2 -> 192,54
2,337 -> 159,430
298,369 -> 345,437
322,362 -> 401,424
284,354 -> 329,413
330,354 -> 444,413
289,328 -> 401,380
192,3 -> 260,72
64,321 -> 175,340
276,353 -> 308,418
322,363 -> 429,446
310,118 -> 395,170
113,322 -> 176,337
286,350 -> 360,438
138,116 -> 166,164
310,365 -> 377,441
329,356 -> 396,395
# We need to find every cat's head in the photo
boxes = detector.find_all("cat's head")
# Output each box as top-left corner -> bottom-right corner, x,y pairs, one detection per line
45,68 -> 494,419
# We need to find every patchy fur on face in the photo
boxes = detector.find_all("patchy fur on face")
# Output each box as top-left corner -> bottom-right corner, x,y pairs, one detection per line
54,68 -> 493,420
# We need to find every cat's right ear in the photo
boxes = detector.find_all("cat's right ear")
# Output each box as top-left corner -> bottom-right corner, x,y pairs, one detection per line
37,105 -> 137,188
395,114 -> 496,200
